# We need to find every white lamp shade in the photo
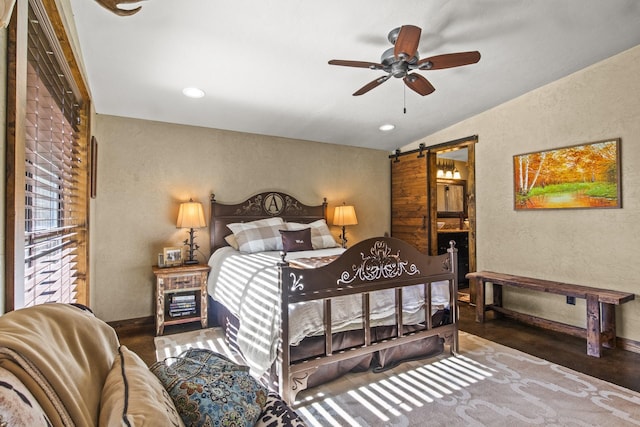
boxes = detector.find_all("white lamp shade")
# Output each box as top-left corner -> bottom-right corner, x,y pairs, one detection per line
176,201 -> 206,229
333,205 -> 358,226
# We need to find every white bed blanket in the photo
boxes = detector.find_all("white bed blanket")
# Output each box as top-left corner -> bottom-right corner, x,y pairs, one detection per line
207,247 -> 450,377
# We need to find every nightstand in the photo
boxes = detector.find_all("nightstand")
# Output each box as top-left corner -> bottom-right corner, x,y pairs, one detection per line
152,264 -> 210,336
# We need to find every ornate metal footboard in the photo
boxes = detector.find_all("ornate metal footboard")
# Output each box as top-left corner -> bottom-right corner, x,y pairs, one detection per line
278,236 -> 458,404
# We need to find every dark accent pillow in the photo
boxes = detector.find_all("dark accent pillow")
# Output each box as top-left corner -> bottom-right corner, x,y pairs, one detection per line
256,392 -> 307,427
280,228 -> 313,252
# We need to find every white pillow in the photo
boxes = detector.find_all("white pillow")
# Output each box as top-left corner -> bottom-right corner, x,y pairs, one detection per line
224,234 -> 239,250
286,219 -> 339,249
227,217 -> 285,253
99,346 -> 184,427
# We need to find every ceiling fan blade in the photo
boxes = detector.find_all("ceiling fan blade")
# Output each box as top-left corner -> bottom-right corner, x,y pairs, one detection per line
418,51 -> 481,70
353,75 -> 391,96
329,60 -> 384,70
394,25 -> 421,60
404,73 -> 435,96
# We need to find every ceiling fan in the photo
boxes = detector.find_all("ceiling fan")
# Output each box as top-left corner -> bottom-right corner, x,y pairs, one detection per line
328,25 -> 481,96
95,0 -> 145,16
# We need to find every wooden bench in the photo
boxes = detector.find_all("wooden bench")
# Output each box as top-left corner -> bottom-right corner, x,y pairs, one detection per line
466,271 -> 635,357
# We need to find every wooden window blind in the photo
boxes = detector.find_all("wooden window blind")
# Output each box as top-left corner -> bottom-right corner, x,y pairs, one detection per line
6,0 -> 90,309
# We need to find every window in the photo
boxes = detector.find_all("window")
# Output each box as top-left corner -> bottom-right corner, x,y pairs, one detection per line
6,0 -> 90,310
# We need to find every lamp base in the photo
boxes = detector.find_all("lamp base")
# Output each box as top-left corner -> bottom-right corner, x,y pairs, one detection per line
339,226 -> 348,249
183,227 -> 200,265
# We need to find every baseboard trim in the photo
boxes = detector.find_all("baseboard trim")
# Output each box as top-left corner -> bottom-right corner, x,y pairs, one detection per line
618,336 -> 640,354
498,310 -> 640,356
108,315 -> 154,336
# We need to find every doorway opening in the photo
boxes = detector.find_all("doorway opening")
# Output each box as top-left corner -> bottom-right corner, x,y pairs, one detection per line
432,140 -> 476,304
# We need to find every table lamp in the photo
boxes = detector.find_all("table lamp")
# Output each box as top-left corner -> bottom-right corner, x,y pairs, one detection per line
333,203 -> 358,248
177,199 -> 207,265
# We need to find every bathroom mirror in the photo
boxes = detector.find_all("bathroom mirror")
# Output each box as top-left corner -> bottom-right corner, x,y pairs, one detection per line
437,179 -> 466,216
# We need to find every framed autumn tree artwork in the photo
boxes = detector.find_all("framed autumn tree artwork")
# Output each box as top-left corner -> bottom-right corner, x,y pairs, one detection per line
514,138 -> 621,210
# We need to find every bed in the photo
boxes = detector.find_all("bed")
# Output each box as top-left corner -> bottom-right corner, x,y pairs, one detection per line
207,191 -> 459,404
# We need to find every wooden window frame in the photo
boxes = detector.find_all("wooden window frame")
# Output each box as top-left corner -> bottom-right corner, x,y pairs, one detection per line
5,0 -> 91,311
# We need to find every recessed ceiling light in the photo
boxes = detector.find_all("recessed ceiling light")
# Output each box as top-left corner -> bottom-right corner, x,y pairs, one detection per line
182,87 -> 205,98
379,124 -> 395,132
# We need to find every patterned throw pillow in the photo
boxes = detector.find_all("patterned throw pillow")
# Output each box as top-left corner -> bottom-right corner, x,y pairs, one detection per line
279,228 -> 313,252
151,349 -> 268,427
227,217 -> 285,253
0,367 -> 51,427
286,219 -> 339,249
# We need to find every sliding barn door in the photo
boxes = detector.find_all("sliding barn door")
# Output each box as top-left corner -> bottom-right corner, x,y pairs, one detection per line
390,154 -> 430,253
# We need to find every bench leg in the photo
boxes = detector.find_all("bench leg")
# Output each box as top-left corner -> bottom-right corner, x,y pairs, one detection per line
601,303 -> 616,349
586,294 -> 602,357
475,279 -> 486,323
493,283 -> 503,319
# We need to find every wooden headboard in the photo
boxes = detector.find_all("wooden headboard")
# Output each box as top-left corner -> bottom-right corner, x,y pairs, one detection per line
209,192 -> 328,254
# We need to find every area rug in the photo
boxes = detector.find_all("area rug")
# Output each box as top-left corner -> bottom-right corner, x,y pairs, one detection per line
155,329 -> 640,426
154,327 -> 239,362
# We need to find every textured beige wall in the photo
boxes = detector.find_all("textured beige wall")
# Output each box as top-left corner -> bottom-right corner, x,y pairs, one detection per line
404,44 -> 640,340
91,115 -> 390,321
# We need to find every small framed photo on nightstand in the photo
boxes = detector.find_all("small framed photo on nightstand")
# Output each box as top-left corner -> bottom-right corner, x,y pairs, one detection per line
163,247 -> 183,267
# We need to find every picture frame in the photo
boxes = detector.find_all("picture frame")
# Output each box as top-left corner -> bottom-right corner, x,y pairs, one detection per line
90,136 -> 98,199
163,246 -> 183,267
514,138 -> 621,210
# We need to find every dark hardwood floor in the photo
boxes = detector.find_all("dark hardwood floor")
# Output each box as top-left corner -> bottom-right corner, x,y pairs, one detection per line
458,303 -> 640,392
118,322 -> 199,368
118,302 -> 640,393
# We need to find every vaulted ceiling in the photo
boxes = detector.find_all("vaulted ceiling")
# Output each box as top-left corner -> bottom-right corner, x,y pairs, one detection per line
69,0 -> 640,152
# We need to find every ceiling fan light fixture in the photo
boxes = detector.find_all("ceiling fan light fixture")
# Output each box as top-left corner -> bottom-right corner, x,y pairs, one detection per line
379,124 -> 395,132
387,27 -> 401,45
182,87 -> 205,98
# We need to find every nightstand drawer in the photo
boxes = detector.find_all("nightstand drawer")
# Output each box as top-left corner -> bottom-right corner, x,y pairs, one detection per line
166,274 -> 201,289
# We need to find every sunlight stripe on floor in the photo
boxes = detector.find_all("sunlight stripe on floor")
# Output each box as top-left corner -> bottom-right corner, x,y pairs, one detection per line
296,406 -> 325,427
422,364 -> 470,387
348,389 -> 389,422
324,397 -> 362,426
451,354 -> 496,376
395,371 -> 441,400
371,381 -> 418,410
440,357 -> 489,380
310,401 -> 342,426
358,385 -> 402,417
409,367 -> 456,396
387,374 -> 430,406
434,360 -> 479,384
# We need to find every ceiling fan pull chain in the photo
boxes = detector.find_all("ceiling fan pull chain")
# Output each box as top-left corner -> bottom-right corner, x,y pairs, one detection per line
404,84 -> 407,114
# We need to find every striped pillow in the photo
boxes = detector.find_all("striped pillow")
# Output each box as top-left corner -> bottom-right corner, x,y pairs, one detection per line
227,217 -> 285,253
